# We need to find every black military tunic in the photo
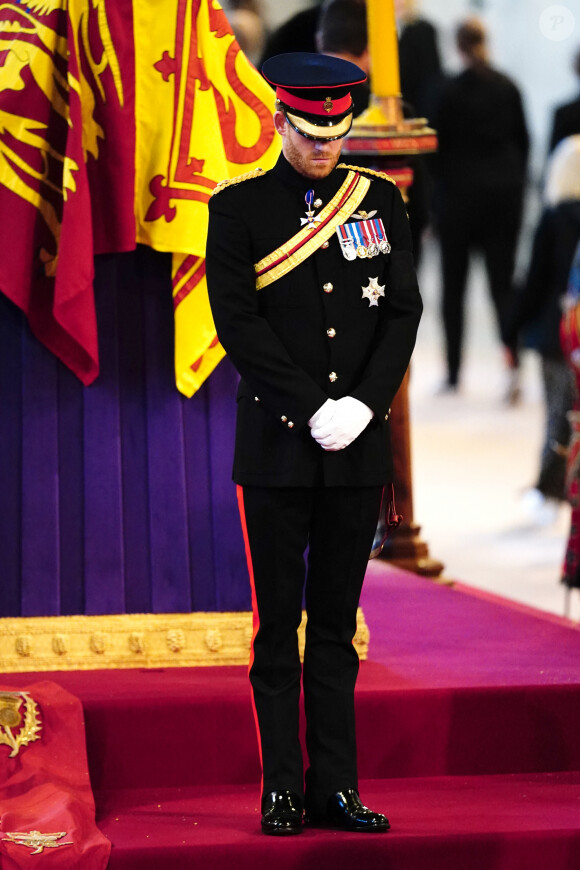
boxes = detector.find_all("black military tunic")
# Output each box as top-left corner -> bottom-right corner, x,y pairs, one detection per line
206,152 -> 422,810
206,153 -> 423,488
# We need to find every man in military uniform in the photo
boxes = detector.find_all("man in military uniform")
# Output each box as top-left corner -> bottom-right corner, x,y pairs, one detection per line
206,52 -> 422,836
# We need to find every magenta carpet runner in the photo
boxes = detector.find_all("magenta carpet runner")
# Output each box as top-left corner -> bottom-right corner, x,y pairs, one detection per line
2,564 -> 580,868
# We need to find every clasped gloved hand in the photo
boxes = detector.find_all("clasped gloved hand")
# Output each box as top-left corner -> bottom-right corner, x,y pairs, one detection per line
309,396 -> 374,451
308,398 -> 336,430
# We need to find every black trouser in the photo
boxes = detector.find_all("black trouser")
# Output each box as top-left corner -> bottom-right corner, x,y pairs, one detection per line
237,484 -> 383,813
437,187 -> 523,385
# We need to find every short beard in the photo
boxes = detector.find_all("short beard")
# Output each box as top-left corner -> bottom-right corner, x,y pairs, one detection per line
283,135 -> 342,179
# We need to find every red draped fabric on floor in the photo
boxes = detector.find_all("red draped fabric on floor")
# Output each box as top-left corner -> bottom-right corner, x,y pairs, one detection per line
0,682 -> 110,869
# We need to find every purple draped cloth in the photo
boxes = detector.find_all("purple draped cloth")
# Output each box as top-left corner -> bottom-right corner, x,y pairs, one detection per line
0,246 -> 250,617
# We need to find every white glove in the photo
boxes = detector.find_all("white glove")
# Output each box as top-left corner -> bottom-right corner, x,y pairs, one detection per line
310,396 -> 374,451
308,398 -> 336,429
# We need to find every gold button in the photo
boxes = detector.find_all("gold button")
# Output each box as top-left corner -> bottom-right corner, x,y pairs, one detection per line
321,240 -> 330,249
314,198 -> 323,208
287,421 -> 294,429
323,282 -> 333,293
329,371 -> 338,383
385,407 -> 391,420
281,415 -> 287,422
327,327 -> 336,338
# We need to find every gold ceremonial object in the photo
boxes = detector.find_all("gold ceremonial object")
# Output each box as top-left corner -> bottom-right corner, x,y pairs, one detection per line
0,691 -> 42,757
2,831 -> 73,855
342,0 -> 437,201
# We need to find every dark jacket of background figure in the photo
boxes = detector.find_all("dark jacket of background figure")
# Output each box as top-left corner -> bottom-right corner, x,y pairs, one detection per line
549,95 -> 580,153
503,201 -> 580,357
206,156 -> 423,489
430,64 -> 529,204
398,17 -> 442,120
259,5 -> 321,66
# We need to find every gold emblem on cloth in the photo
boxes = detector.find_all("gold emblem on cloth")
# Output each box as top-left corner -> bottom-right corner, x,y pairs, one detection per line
323,96 -> 334,113
0,691 -> 42,757
2,831 -> 73,855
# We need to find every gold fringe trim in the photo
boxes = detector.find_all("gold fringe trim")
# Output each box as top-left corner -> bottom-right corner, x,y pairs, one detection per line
0,609 -> 369,672
337,163 -> 396,185
211,167 -> 265,196
254,172 -> 370,290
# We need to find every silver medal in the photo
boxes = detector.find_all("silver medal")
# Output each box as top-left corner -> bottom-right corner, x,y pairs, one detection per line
340,239 -> 357,261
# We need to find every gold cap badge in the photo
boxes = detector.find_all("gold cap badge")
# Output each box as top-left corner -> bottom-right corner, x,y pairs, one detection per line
323,96 -> 334,113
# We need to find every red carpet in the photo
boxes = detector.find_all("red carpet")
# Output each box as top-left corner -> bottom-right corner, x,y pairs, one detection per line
2,564 -> 580,868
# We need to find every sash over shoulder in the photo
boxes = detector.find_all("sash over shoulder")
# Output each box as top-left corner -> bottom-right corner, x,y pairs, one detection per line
254,170 -> 371,290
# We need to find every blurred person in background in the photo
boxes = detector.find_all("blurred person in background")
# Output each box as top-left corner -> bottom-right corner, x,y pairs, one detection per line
395,0 -> 441,266
315,0 -> 370,115
430,17 -> 529,397
259,0 -> 324,66
560,233 -> 580,603
396,0 -> 442,120
502,136 -> 580,523
549,47 -> 580,153
224,0 -> 266,66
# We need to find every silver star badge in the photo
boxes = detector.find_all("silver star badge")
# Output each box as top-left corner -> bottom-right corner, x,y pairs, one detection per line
300,215 -> 322,229
361,277 -> 385,307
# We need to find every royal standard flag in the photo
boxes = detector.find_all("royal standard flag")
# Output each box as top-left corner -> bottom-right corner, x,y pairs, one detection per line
134,0 -> 280,395
0,0 -> 279,395
0,1 -> 103,385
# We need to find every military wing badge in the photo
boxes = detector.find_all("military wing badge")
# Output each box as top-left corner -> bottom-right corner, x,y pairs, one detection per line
351,209 -> 377,220
2,831 -> 73,855
361,277 -> 385,307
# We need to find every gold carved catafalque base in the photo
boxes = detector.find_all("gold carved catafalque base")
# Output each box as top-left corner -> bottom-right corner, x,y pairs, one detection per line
0,609 -> 370,672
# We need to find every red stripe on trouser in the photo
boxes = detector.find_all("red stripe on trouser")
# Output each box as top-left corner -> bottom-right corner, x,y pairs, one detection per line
236,484 -> 264,795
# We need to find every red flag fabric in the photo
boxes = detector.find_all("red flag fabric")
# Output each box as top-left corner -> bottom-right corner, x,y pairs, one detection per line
0,0 -> 278,393
0,682 -> 110,869
0,0 -> 134,385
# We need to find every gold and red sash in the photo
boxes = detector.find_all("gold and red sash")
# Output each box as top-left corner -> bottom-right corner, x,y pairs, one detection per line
254,170 -> 371,290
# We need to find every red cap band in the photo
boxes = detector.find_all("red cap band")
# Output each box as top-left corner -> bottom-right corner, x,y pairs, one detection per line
276,86 -> 352,117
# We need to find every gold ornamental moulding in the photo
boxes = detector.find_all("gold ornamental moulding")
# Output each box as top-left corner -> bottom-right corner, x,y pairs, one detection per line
0,609 -> 370,673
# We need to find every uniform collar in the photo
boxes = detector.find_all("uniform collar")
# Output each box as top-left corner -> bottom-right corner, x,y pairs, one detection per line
272,153 -> 344,199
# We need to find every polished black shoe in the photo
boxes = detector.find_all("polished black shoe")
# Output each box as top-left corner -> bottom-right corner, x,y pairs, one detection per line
305,788 -> 390,832
261,790 -> 303,835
